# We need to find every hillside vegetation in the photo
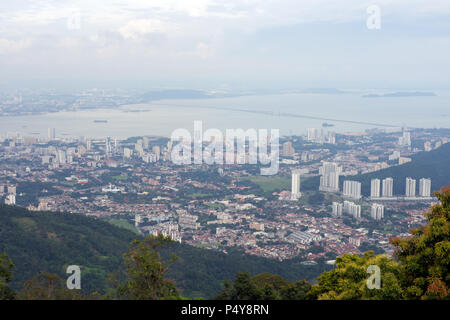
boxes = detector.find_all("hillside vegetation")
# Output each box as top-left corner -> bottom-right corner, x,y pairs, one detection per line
0,205 -> 330,298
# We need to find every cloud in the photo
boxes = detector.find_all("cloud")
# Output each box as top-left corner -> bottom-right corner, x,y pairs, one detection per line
1,0 -> 450,88
195,42 -> 214,58
0,38 -> 32,54
118,19 -> 175,40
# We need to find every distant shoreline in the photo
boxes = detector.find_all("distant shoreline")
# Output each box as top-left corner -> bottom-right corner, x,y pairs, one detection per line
362,91 -> 437,98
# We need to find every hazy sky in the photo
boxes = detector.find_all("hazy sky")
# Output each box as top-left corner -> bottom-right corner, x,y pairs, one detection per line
1,0 -> 450,90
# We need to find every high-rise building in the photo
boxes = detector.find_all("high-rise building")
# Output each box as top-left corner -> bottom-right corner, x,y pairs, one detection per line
343,180 -> 361,200
319,162 -> 341,192
419,178 -> 431,198
343,201 -> 361,219
282,141 -> 295,157
291,170 -> 302,200
48,128 -> 56,140
332,202 -> 343,218
306,128 -> 335,144
370,179 -> 381,198
405,177 -> 416,198
382,178 -> 394,197
152,146 -> 161,160
398,130 -> 411,147
143,136 -> 150,149
371,203 -> 384,220
86,139 -> 92,151
307,128 -> 322,142
352,204 -> 361,219
105,136 -> 112,154
56,150 -> 66,164
123,148 -> 133,159
135,141 -> 144,156
5,194 -> 16,205
326,131 -> 336,144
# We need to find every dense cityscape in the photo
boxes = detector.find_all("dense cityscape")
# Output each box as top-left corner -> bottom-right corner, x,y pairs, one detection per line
2,122 -> 447,263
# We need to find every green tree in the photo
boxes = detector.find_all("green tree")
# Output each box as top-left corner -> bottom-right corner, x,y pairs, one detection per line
0,253 -> 15,300
215,271 -> 263,300
306,186 -> 450,300
112,234 -> 181,300
215,271 -> 312,300
279,280 -> 311,300
390,187 -> 450,299
306,251 -> 403,300
17,272 -> 85,300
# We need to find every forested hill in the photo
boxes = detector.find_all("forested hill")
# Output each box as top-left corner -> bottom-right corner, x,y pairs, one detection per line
0,204 -> 137,294
347,142 -> 450,196
0,205 -> 331,298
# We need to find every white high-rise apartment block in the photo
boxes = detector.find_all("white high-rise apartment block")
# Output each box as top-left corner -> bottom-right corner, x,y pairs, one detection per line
371,203 -> 384,220
291,170 -> 302,200
319,162 -> 341,192
152,146 -> 161,160
5,194 -> 16,205
48,128 -> 56,140
419,178 -> 431,198
306,128 -> 335,144
343,201 -> 361,219
352,204 -> 361,219
398,131 -> 411,147
327,131 -> 336,144
56,150 -> 66,164
123,148 -> 133,159
332,202 -> 343,218
105,136 -> 112,154
382,178 -> 394,198
307,128 -> 322,143
405,177 -> 416,198
370,179 -> 381,198
343,180 -> 361,200
86,139 -> 92,151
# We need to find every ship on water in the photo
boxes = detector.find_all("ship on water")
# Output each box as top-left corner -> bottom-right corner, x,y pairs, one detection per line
93,120 -> 108,123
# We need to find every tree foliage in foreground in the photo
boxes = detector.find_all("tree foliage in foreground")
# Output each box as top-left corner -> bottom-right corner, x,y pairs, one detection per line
307,187 -> 450,300
0,253 -> 15,300
215,271 -> 311,300
306,251 -> 402,300
110,234 -> 181,300
16,273 -> 88,300
390,186 -> 450,299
